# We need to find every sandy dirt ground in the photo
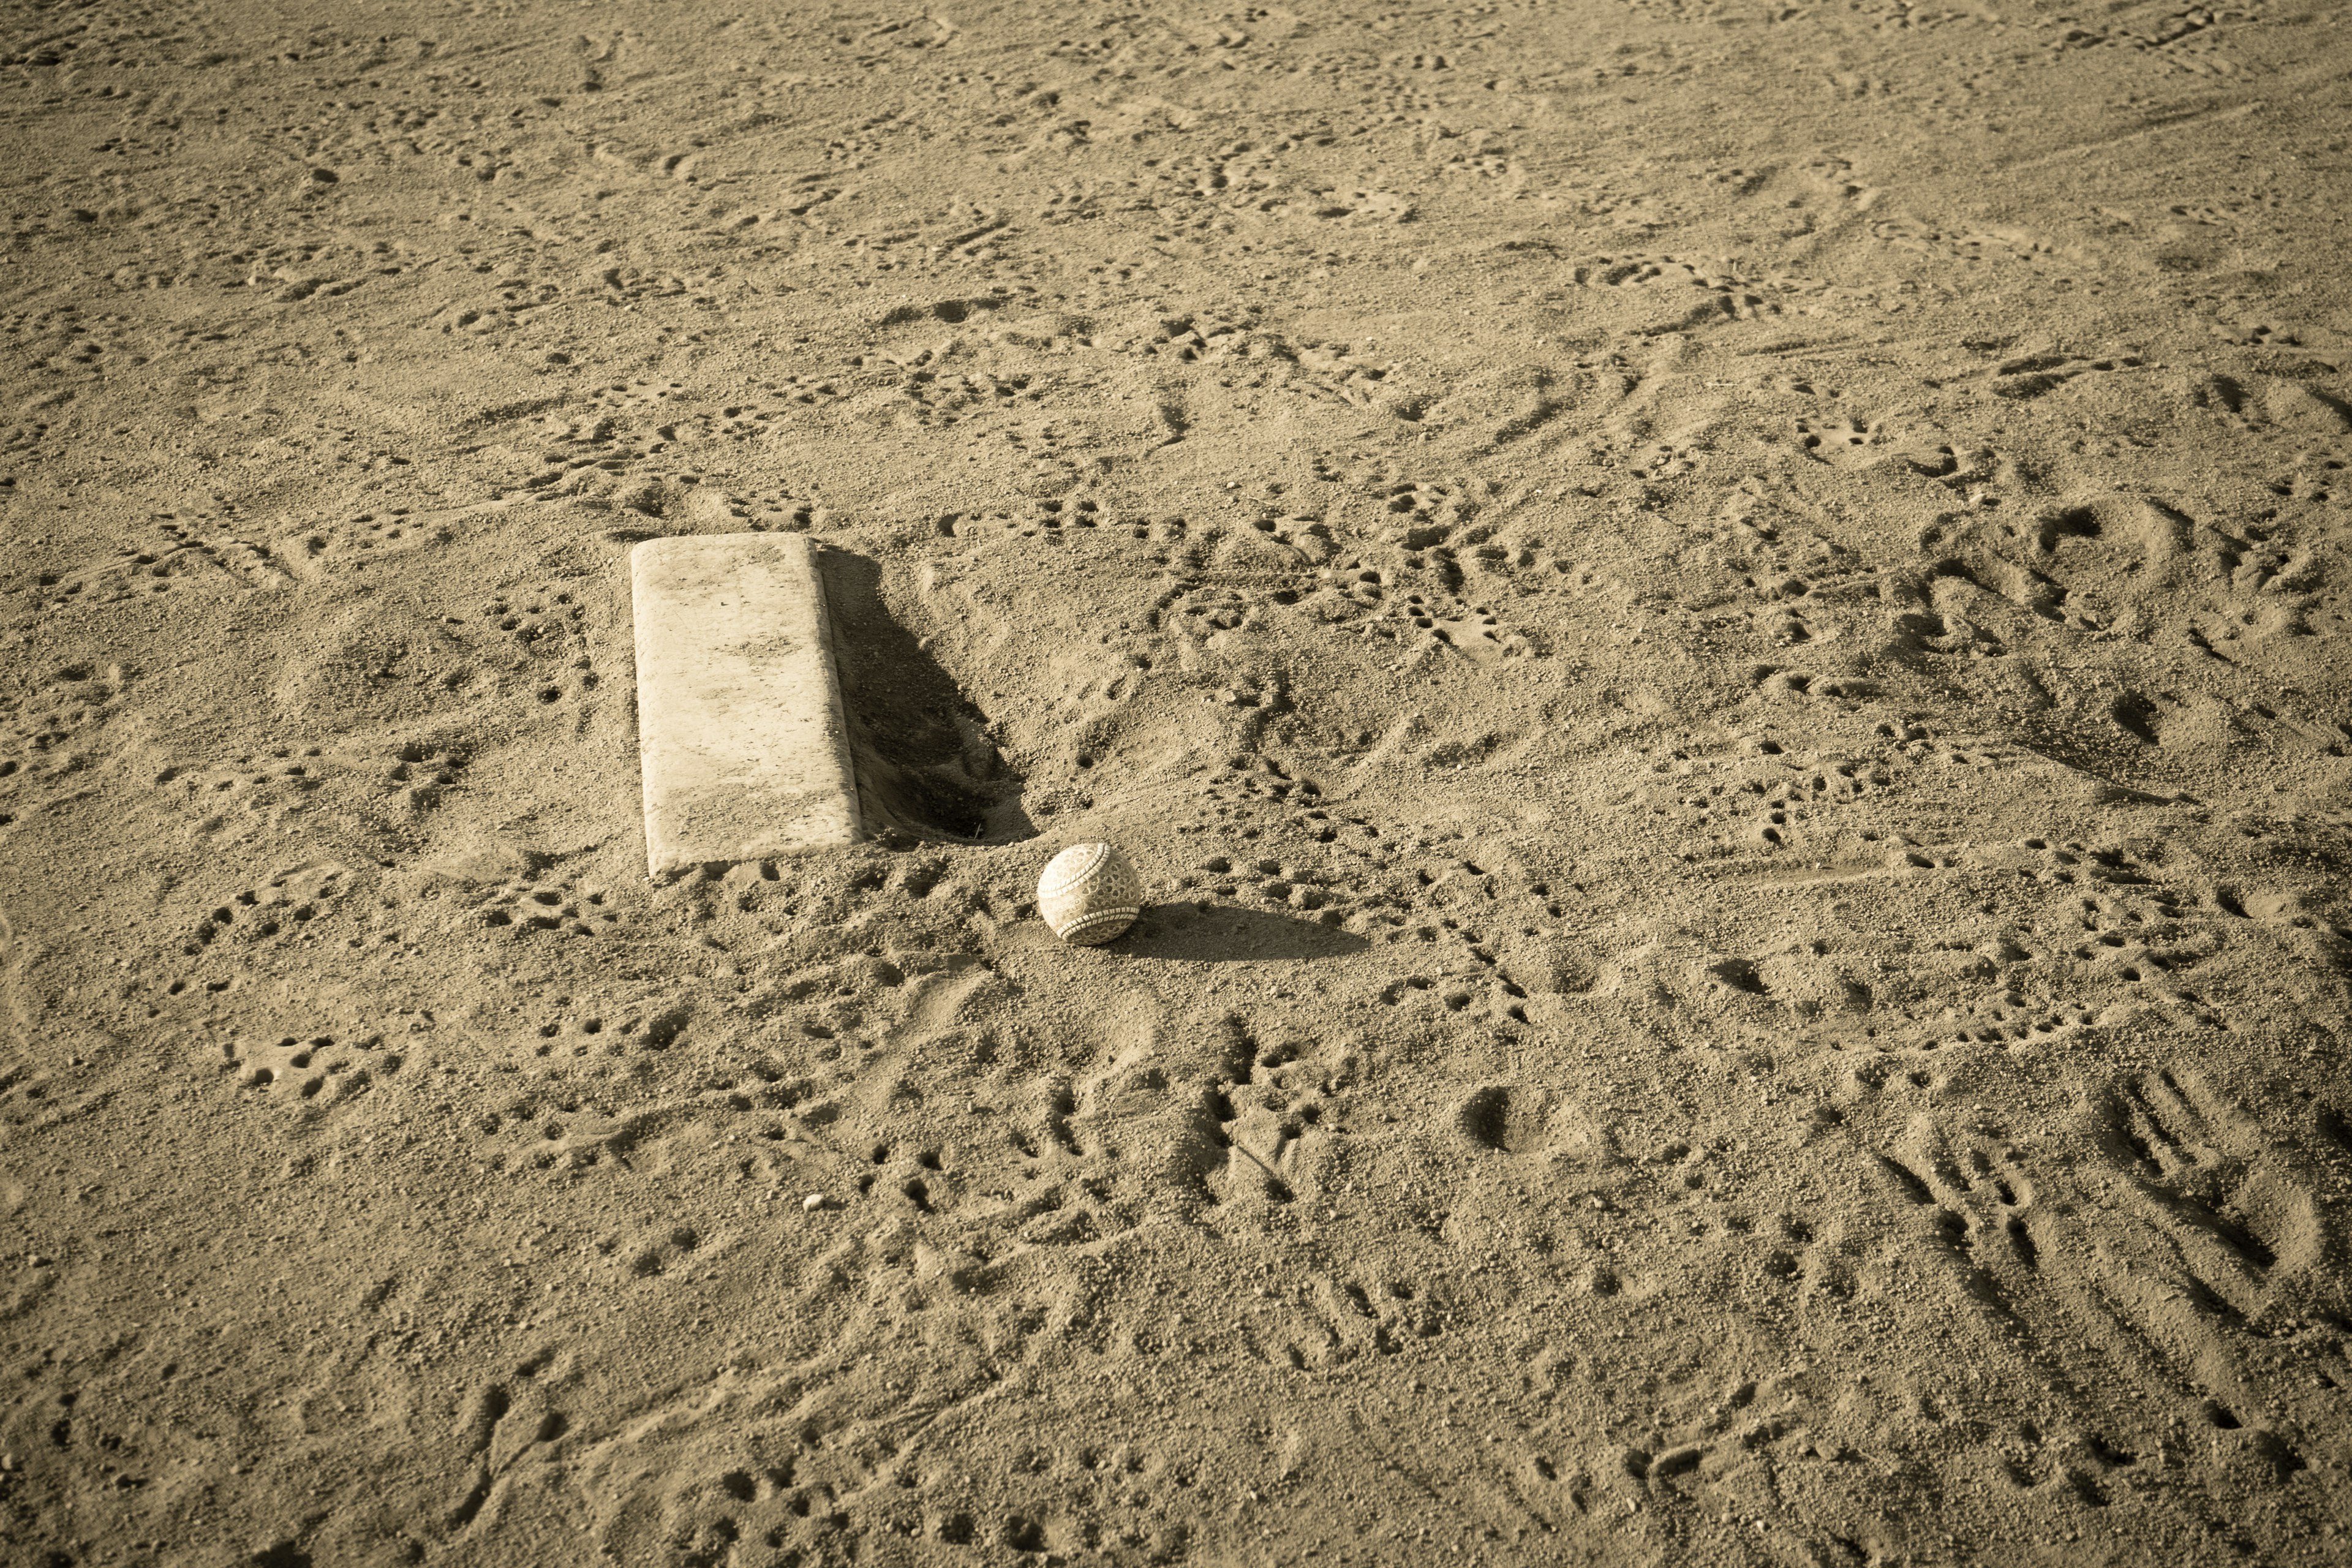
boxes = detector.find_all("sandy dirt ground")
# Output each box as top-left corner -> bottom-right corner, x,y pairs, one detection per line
3,2 -> 2351,1564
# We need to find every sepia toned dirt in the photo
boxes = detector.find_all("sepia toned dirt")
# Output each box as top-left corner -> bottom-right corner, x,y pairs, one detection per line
2,3 -> 2350,1564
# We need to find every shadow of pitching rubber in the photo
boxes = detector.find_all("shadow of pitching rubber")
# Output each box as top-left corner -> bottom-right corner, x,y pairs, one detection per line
818,548 -> 1036,844
1115,902 -> 1370,963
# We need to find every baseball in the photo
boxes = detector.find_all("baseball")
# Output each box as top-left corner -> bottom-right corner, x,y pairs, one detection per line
1037,842 -> 1144,946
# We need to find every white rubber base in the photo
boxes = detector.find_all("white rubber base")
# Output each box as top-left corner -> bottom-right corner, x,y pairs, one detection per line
630,533 -> 862,880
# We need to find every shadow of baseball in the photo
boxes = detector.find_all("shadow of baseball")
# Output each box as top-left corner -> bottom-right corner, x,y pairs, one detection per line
1114,903 -> 1370,963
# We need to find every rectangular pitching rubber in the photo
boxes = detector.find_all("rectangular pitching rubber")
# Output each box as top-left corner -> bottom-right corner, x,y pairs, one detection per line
630,533 -> 862,880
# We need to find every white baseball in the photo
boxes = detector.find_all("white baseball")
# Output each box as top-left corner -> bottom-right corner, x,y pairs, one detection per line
1037,842 -> 1144,946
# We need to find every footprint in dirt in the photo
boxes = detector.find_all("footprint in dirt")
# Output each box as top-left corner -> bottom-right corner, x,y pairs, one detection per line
279,512 -> 455,579
1794,415 -> 1880,469
445,1369 -> 570,1534
1866,1088 -> 2323,1440
1276,1272 -> 1434,1365
217,1029 -> 402,1114
1991,351 -> 2143,401
1879,1114 -> 2044,1282
474,873 -> 619,940
179,861 -> 354,954
1311,548 -> 1537,665
2084,1069 -> 2315,1306
1202,1020 -> 1350,1211
31,518 -> 288,607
